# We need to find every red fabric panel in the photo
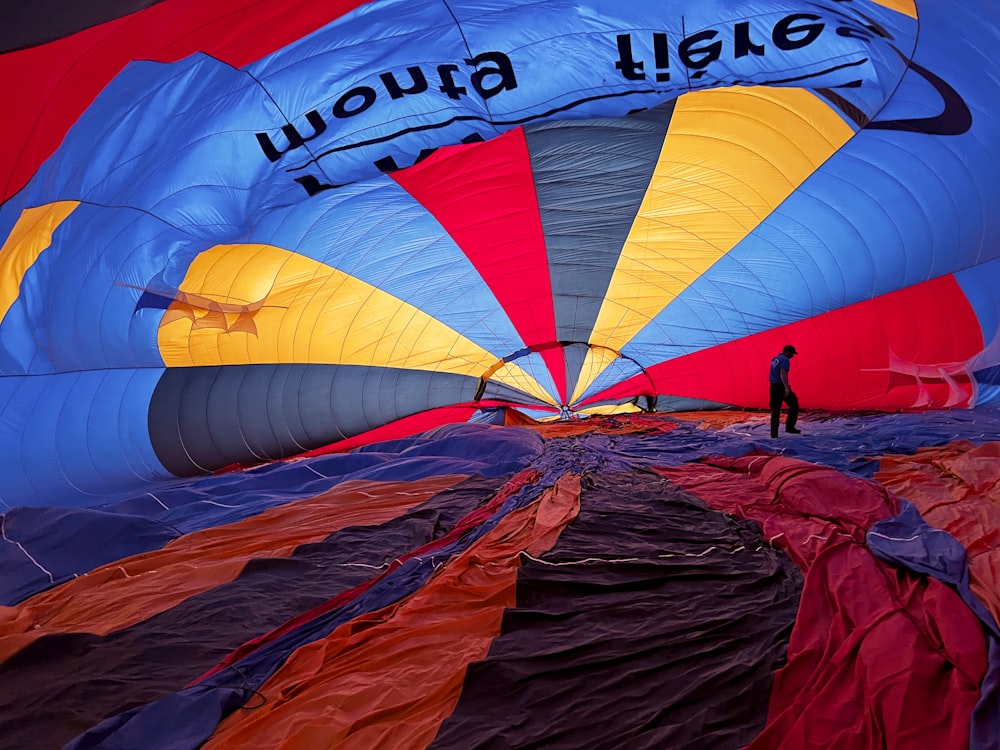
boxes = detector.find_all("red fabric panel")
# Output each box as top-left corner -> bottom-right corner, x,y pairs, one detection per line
392,130 -> 566,400
1,0 -> 366,202
654,455 -> 987,749
588,274 -> 983,411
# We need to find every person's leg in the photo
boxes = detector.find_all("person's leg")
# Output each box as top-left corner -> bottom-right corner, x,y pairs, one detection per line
769,383 -> 783,438
785,390 -> 800,433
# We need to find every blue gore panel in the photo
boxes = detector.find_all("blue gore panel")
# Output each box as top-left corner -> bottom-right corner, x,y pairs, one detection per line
0,506 -> 179,606
0,369 -> 167,507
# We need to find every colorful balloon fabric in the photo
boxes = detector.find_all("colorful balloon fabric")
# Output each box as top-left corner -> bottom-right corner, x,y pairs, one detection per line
2,1 -> 1000,748
2,0 -> 1000,504
2,409 -> 1000,749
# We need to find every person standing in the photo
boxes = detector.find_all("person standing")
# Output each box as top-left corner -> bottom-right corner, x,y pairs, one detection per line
769,345 -> 801,438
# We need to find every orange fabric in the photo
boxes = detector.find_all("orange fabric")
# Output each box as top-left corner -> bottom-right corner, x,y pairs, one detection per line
204,474 -> 581,750
514,413 -> 680,438
667,410 -> 765,429
503,407 -> 542,426
0,475 -> 464,665
874,440 -> 1000,626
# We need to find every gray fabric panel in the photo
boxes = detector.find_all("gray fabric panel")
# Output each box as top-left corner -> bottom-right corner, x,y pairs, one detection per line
524,105 -> 675,343
480,379 -> 553,408
562,343 -> 591,406
148,364 -> 480,476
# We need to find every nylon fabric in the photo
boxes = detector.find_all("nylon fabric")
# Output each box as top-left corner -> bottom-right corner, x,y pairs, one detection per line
872,441 -> 1000,628
655,455 -> 987,749
0,474 -> 501,750
0,0 -> 366,201
0,202 -> 78,322
158,243 -> 502,374
0,475 -> 463,665
202,475 -> 580,749
4,1 -> 1000,502
0,413 -> 997,746
65,469 -> 548,749
595,87 -> 854,355
0,505 -> 179,606
391,129 -> 563,402
430,470 -> 802,750
867,500 -> 1000,749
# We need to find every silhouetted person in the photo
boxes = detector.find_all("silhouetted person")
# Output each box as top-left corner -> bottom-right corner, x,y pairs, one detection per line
769,345 -> 800,438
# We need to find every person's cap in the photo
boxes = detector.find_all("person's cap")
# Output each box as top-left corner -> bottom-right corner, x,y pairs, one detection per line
782,345 -> 797,355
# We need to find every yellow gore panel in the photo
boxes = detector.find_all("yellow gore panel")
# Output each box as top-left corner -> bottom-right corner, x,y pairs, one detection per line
569,347 -> 623,405
489,361 -> 558,406
579,403 -> 642,416
872,0 -> 916,18
592,87 -> 855,353
159,243 -> 501,377
0,201 -> 79,324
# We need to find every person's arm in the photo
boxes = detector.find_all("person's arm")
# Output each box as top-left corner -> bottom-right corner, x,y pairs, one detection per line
781,368 -> 790,394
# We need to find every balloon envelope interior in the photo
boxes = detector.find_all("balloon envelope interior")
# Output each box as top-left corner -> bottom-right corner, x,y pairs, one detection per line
1,0 -> 998,503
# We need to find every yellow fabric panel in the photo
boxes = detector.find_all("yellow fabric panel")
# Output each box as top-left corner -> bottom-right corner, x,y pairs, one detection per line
592,87 -> 855,354
0,201 -> 79,324
569,347 -> 622,405
580,403 -> 642,416
872,0 -> 916,18
489,361 -> 558,406
159,243 -> 499,377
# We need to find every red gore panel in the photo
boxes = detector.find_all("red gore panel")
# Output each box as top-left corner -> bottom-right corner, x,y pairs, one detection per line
392,129 -> 566,400
589,274 -> 984,411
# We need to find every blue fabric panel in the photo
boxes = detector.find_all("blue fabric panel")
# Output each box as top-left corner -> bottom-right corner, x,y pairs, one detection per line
103,453 -> 391,528
349,423 -> 544,470
378,423 -> 542,470
345,456 -> 501,483
976,370 -> 1000,386
21,53 -> 295,220
867,501 -> 1000,750
0,369 -> 167,507
0,506 -> 179,606
247,0 -> 898,189
808,2 -> 918,120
